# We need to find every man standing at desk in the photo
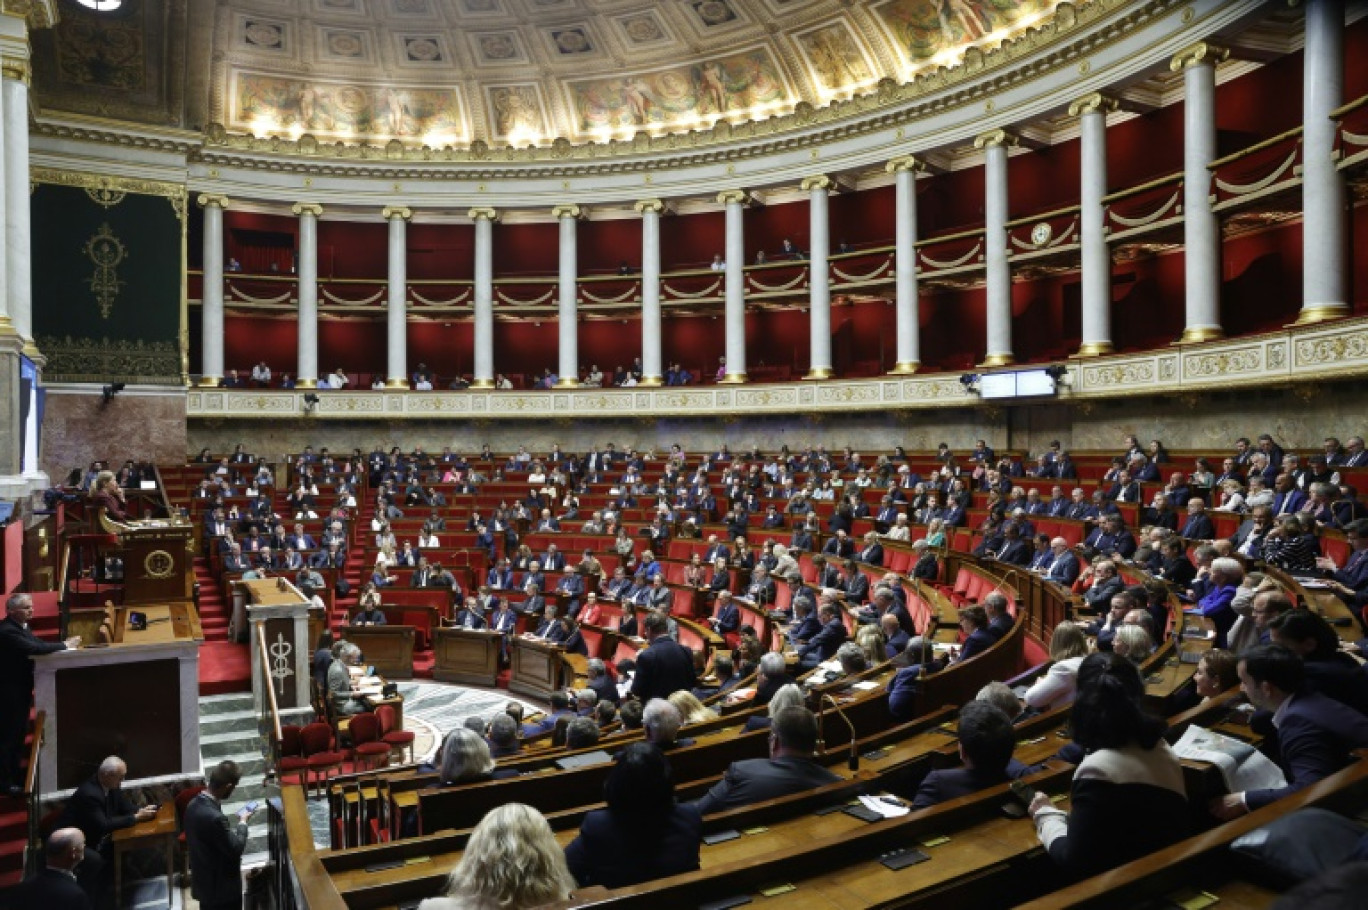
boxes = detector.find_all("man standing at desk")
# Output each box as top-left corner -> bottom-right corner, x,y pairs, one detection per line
59,756 -> 157,901
185,760 -> 252,910
1,594 -> 80,796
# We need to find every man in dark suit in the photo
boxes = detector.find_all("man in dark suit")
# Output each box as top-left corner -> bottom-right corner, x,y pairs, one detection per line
586,658 -> 621,706
1042,538 -> 1080,587
911,702 -> 1039,809
185,761 -> 253,910
1230,506 -> 1273,560
1,827 -> 91,910
1179,498 -> 1215,540
708,590 -> 741,636
59,756 -> 157,900
1214,645 -> 1368,819
630,612 -> 697,702
692,708 -> 839,815
984,592 -> 1014,641
1328,519 -> 1368,616
797,603 -> 848,669
1,595 -> 79,796
1084,515 -> 1137,559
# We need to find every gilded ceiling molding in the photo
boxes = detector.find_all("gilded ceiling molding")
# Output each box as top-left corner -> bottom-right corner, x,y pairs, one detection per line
800,174 -> 837,193
32,167 -> 186,201
2,0 -> 56,31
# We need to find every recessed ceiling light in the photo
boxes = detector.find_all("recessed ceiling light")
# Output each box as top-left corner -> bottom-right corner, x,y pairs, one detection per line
77,0 -> 123,11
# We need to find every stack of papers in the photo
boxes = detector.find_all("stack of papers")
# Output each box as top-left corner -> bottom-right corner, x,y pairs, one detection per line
1172,725 -> 1287,793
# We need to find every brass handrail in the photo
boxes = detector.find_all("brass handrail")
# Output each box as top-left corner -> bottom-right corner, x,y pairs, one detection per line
1330,93 -> 1368,119
56,541 -> 72,639
1004,203 -> 1081,230
255,622 -> 284,743
1207,125 -> 1302,170
22,709 -> 44,796
1101,170 -> 1183,205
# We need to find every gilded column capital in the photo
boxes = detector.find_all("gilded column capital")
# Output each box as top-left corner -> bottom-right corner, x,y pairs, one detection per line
800,174 -> 835,193
468,206 -> 498,222
551,203 -> 584,220
1,56 -> 30,86
885,155 -> 926,174
292,202 -> 324,218
634,198 -> 667,216
973,128 -> 1018,150
1068,92 -> 1120,118
716,189 -> 751,207
196,194 -> 230,209
1169,41 -> 1229,72
3,0 -> 57,30
382,205 -> 412,221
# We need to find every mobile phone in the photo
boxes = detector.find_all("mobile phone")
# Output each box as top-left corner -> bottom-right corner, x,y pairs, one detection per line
1008,780 -> 1037,807
242,800 -> 260,814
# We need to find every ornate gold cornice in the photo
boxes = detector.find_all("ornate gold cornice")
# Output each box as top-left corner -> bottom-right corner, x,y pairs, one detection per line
1068,92 -> 1120,118
1169,41 -> 1230,72
973,129 -> 1019,150
716,190 -> 752,207
3,0 -> 58,31
634,199 -> 667,216
1,57 -> 28,86
291,202 -> 324,218
196,194 -> 230,209
382,206 -> 413,221
800,175 -> 836,194
31,167 -> 185,201
468,207 -> 498,222
885,156 -> 927,175
551,204 -> 584,220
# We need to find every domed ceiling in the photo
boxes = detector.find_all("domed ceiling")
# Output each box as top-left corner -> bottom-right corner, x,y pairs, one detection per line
34,0 -> 1070,147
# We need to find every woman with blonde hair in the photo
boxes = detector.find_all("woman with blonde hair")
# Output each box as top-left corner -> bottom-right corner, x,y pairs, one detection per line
420,803 -> 575,910
925,517 -> 947,549
855,624 -> 886,668
667,689 -> 716,725
1023,622 -> 1091,712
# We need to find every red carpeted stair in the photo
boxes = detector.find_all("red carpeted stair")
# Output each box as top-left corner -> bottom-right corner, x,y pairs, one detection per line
195,555 -> 231,641
194,554 -> 253,694
0,797 -> 28,887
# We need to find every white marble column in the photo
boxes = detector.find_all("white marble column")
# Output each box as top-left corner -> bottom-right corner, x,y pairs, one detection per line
469,207 -> 497,388
802,175 -> 834,380
886,157 -> 923,373
292,203 -> 323,388
1298,0 -> 1347,324
552,204 -> 581,387
383,206 -> 411,388
1171,42 -> 1227,344
975,129 -> 1015,366
0,57 -> 9,342
1070,93 -> 1118,356
196,195 -> 230,385
717,190 -> 749,383
636,199 -> 665,386
3,61 -> 31,358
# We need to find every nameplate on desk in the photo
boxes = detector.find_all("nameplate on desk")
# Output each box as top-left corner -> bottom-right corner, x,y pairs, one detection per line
554,749 -> 612,770
702,829 -> 741,845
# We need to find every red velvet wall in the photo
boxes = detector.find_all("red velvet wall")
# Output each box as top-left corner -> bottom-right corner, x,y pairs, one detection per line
224,212 -> 297,274
580,219 -> 643,274
319,321 -> 385,375
494,222 -> 560,275
1008,139 -> 1083,216
409,321 -> 474,376
1220,222 -> 1303,335
407,222 -> 474,280
920,288 -> 987,371
317,221 -> 387,279
660,210 -> 725,270
829,185 -> 896,249
921,166 -> 986,234
1108,104 -> 1186,190
223,315 -> 298,372
748,200 -> 812,260
1355,203 -> 1368,314
1111,254 -> 1187,352
661,315 -> 725,373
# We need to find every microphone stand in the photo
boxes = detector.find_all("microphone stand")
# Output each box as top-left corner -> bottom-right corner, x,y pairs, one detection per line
822,693 -> 859,771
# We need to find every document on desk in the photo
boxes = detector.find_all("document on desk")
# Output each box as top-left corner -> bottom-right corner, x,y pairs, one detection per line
1172,724 -> 1287,793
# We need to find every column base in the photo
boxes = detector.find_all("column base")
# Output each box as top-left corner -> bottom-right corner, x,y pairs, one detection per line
638,375 -> 664,387
21,340 -> 41,361
384,378 -> 411,389
469,378 -> 495,389
803,367 -> 834,381
1291,304 -> 1349,327
888,361 -> 921,375
553,378 -> 580,388
0,316 -> 16,337
197,376 -> 222,388
718,373 -> 749,385
979,353 -> 1016,368
1074,342 -> 1115,358
1175,327 -> 1223,345
295,379 -> 318,389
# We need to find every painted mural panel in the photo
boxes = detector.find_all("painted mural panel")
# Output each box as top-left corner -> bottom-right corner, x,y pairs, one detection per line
231,72 -> 468,140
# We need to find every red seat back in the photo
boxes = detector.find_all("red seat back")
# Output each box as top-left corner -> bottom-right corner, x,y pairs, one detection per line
375,705 -> 398,737
349,712 -> 381,746
300,722 -> 335,757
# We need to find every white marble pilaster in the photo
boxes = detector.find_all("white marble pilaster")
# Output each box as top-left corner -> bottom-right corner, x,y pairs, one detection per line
196,195 -> 230,386
1298,0 -> 1348,324
552,204 -> 581,387
292,203 -> 323,387
636,199 -> 665,386
383,206 -> 412,388
1172,42 -> 1227,344
3,68 -> 30,356
717,190 -> 750,383
975,129 -> 1016,366
802,175 -> 834,380
1071,94 -> 1118,356
886,156 -> 924,373
469,208 -> 497,388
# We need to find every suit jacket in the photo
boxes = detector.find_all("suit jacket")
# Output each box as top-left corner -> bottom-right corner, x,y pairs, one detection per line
692,755 -> 840,815
858,544 -> 884,567
799,618 -> 848,662
1273,489 -> 1309,517
60,777 -> 138,848
184,792 -> 249,907
994,539 -> 1033,566
631,637 -> 698,703
1246,691 -> 1368,810
787,614 -> 823,646
564,803 -> 702,888
987,613 -> 1014,641
957,627 -> 996,662
911,759 -> 1038,809
588,674 -> 621,706
454,610 -> 486,630
844,573 -> 870,603
712,603 -> 740,634
0,618 -> 67,689
489,609 -> 518,634
1,868 -> 91,910
1044,551 -> 1080,586
1180,513 -> 1215,540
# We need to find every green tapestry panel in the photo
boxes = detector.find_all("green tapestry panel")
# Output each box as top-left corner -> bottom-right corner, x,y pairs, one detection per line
32,177 -> 185,383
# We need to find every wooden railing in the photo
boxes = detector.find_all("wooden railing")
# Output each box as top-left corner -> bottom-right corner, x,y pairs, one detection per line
22,710 -> 45,879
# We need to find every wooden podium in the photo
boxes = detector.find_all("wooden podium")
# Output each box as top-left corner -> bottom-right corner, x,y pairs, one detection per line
433,627 -> 501,687
343,625 -> 416,680
244,578 -> 316,725
508,636 -> 565,701
98,513 -> 194,606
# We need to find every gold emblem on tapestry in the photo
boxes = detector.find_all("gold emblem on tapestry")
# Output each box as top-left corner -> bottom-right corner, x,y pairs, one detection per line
84,223 -> 128,319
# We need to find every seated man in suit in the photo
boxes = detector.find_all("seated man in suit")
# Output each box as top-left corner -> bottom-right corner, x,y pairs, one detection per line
1041,537 -> 1080,587
1212,644 -> 1368,819
691,707 -> 839,814
2,827 -> 89,910
953,605 -> 996,663
983,592 -> 1014,641
1083,514 -> 1137,560
708,589 -> 741,636
453,598 -> 487,630
59,756 -> 157,900
797,603 -> 848,669
911,701 -> 1041,809
881,613 -> 910,659
586,658 -> 621,706
528,605 -> 568,643
521,690 -> 576,737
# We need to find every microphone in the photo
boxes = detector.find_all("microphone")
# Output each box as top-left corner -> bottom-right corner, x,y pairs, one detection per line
822,693 -> 859,771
